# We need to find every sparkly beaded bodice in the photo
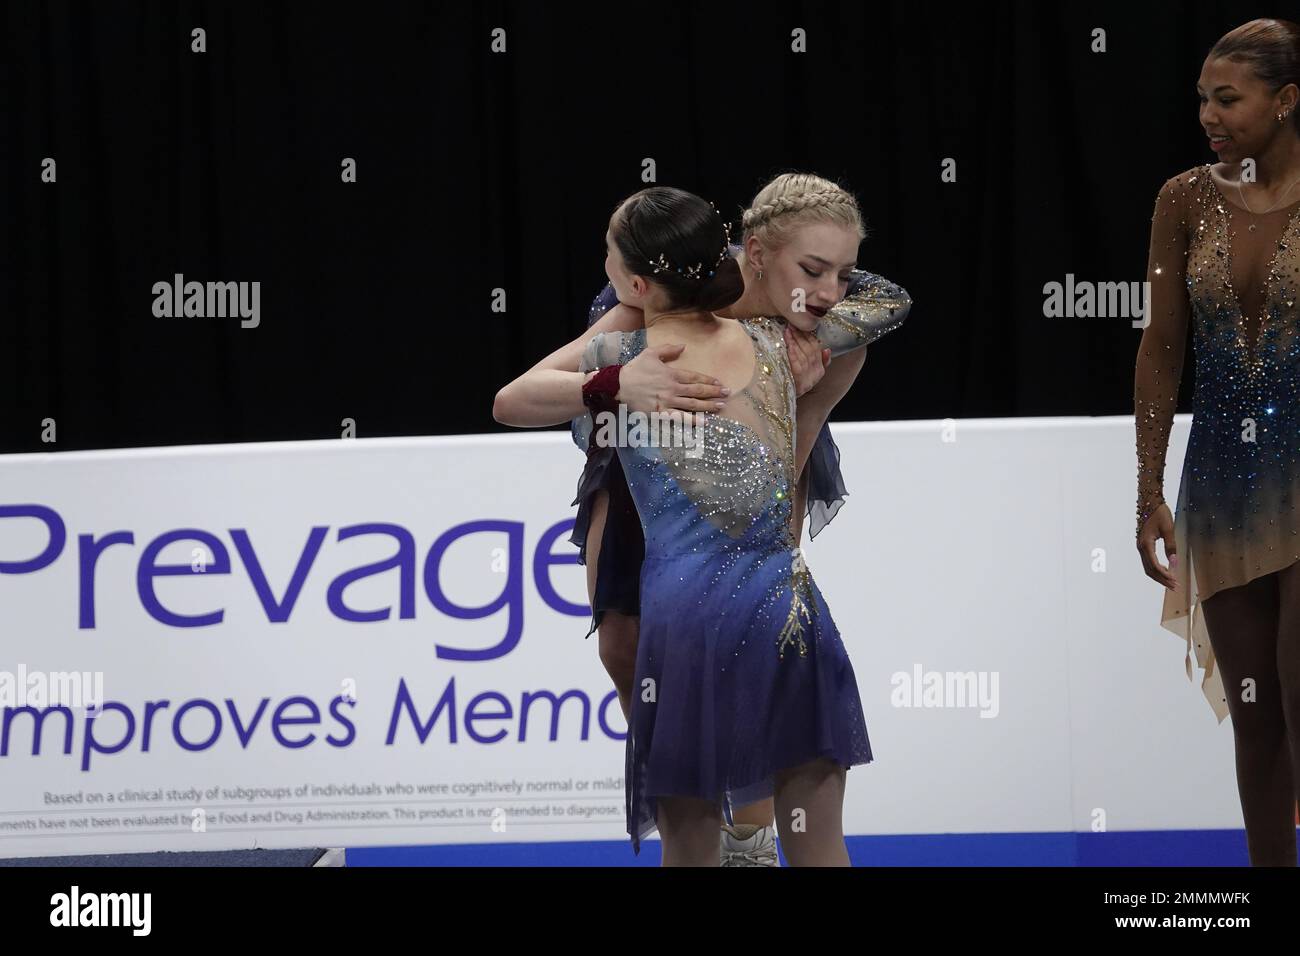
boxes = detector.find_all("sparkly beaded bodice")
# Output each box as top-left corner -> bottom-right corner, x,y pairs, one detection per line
1135,163 -> 1300,721
1182,168 -> 1300,411
580,317 -> 801,558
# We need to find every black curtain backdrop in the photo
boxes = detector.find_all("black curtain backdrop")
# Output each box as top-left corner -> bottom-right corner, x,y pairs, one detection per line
0,0 -> 1277,453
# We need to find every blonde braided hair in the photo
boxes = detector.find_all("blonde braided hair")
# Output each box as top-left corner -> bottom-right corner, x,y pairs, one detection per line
740,172 -> 866,250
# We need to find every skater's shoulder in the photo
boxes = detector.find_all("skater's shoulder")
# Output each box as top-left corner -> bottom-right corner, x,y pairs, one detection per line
1158,164 -> 1212,204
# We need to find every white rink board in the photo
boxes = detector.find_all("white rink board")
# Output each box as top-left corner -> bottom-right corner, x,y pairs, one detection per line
0,415 -> 1232,858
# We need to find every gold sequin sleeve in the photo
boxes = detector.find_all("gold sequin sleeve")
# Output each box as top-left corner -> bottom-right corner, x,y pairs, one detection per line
815,271 -> 912,356
1134,174 -> 1191,538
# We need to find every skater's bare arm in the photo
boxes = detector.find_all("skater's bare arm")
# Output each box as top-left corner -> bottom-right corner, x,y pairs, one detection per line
493,303 -> 728,426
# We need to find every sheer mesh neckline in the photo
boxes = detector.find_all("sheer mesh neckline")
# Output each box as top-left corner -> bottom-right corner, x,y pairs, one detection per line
1197,165 -> 1300,358
1206,164 -> 1300,216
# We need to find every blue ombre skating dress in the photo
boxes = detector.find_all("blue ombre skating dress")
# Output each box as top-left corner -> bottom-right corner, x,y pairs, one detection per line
1140,163 -> 1300,722
580,315 -> 887,853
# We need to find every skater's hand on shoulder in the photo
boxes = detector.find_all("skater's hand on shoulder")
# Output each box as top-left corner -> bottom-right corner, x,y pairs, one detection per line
1137,503 -> 1178,590
786,325 -> 832,397
618,344 -> 729,415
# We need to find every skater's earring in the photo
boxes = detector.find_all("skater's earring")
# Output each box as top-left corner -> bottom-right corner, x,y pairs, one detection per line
756,269 -> 763,280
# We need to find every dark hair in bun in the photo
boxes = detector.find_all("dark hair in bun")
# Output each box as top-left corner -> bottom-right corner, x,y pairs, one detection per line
610,187 -> 745,313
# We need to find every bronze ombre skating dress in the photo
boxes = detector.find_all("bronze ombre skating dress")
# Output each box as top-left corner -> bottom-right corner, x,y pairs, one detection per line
1138,163 -> 1300,722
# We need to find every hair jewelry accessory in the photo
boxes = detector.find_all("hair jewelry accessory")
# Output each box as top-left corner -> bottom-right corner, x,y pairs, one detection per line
649,206 -> 734,279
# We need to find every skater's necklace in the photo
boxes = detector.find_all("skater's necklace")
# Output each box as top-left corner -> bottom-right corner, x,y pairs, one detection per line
1236,172 -> 1300,231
